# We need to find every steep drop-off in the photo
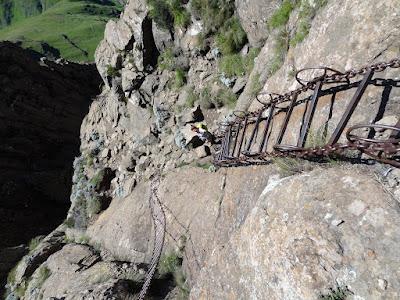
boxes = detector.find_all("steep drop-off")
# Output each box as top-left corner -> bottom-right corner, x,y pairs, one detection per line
0,41 -> 101,291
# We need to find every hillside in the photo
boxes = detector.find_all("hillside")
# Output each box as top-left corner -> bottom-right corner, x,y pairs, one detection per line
0,0 -> 123,61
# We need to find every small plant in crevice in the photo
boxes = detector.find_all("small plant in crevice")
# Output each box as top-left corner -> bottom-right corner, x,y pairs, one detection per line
319,285 -> 352,300
147,0 -> 190,30
268,0 -> 296,30
190,0 -> 235,34
158,250 -> 189,299
106,65 -> 119,77
158,47 -> 175,71
185,87 -> 197,108
290,0 -> 328,47
249,72 -> 263,98
268,28 -> 289,76
173,68 -> 187,89
271,156 -> 312,177
216,16 -> 247,55
68,156 -> 112,229
28,236 -> 45,252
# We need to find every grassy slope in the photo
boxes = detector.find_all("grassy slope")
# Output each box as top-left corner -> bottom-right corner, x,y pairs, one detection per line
0,0 -> 122,62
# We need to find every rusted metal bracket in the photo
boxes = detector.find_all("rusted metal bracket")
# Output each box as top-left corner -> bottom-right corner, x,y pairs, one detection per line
214,59 -> 400,168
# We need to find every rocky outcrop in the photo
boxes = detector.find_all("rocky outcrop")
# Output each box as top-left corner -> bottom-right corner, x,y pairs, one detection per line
191,166 -> 400,299
0,42 -> 100,290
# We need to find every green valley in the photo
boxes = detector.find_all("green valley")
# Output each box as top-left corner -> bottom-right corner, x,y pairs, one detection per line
0,0 -> 124,61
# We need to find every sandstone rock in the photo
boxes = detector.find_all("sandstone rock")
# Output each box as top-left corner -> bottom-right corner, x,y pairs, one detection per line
104,20 -> 133,51
375,115 -> 399,130
191,167 -> 400,299
121,68 -> 143,92
235,0 -> 280,47
178,106 -> 204,125
13,228 -> 65,286
195,145 -> 210,158
232,76 -> 247,94
23,244 -> 145,300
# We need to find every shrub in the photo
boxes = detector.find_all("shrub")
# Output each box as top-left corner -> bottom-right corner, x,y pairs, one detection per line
214,88 -> 238,108
169,0 -> 191,28
268,0 -> 296,29
35,266 -> 51,289
319,286 -> 351,300
147,0 -> 191,30
106,65 -> 119,77
28,236 -> 44,252
173,68 -> 187,89
190,0 -> 235,34
158,251 -> 182,276
147,0 -> 174,30
158,47 -> 175,71
219,53 -> 245,77
216,17 -> 247,55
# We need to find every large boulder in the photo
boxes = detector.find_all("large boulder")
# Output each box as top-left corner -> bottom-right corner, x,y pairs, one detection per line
190,166 -> 400,299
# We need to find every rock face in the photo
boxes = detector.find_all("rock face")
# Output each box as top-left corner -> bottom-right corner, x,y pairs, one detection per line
235,0 -> 279,47
0,42 -> 100,290
5,0 -> 400,299
190,167 -> 400,299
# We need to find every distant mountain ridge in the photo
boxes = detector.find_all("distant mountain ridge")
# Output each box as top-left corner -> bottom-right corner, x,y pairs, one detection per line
0,0 -> 124,61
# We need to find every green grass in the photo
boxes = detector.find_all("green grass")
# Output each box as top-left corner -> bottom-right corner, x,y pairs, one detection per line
106,65 -> 120,77
268,28 -> 289,76
28,235 -> 44,252
271,157 -> 309,177
173,68 -> 186,89
185,87 -> 196,108
216,16 -> 247,55
7,264 -> 18,285
147,0 -> 190,30
190,0 -> 235,34
158,251 -> 182,276
35,265 -> 51,288
219,47 -> 260,78
0,0 -> 122,62
219,53 -> 245,77
290,0 -> 328,47
249,72 -> 262,98
158,47 -> 175,71
268,0 -> 296,29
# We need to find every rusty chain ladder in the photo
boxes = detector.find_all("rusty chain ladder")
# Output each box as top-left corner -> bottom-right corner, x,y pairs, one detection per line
214,58 -> 400,167
138,175 -> 166,300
